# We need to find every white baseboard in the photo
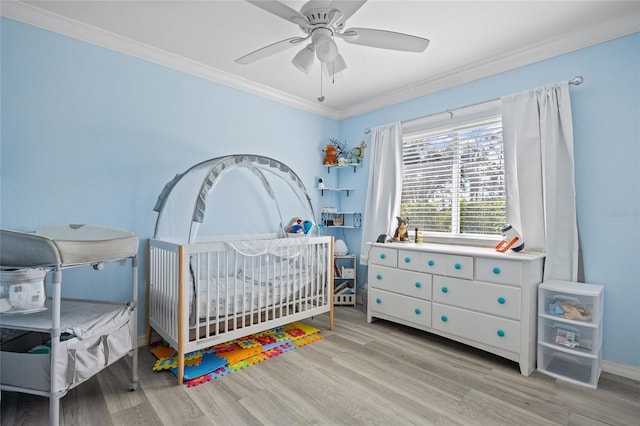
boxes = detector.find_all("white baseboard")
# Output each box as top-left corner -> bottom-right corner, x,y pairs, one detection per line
602,359 -> 640,381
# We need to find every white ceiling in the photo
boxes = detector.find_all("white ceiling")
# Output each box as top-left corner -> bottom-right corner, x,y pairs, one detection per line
4,1 -> 640,120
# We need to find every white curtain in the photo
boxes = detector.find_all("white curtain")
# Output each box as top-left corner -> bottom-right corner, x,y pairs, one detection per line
502,82 -> 578,281
359,122 -> 403,264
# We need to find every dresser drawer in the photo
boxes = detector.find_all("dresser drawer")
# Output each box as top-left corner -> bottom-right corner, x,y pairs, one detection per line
398,250 -> 473,280
369,245 -> 398,267
432,303 -> 520,353
370,288 -> 431,328
433,276 -> 521,320
369,265 -> 432,300
476,257 -> 523,286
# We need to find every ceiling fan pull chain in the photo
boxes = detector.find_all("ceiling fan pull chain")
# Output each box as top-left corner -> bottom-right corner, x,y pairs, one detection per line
318,71 -> 325,103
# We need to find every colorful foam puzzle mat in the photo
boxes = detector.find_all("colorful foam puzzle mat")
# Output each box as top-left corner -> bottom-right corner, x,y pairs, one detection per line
151,321 -> 323,386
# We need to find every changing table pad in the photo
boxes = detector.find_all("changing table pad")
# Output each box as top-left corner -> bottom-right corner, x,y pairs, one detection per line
0,224 -> 138,268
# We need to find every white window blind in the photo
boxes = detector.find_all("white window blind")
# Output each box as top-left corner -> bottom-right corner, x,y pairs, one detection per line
401,105 -> 505,239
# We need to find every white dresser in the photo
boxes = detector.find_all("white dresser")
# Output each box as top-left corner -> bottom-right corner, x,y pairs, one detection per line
367,242 -> 545,375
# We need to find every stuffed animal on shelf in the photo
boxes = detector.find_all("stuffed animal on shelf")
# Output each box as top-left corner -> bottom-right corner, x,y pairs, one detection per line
393,216 -> 410,241
359,140 -> 367,158
323,144 -> 338,165
346,147 -> 362,164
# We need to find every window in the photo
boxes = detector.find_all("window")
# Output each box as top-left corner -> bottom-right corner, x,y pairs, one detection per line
401,101 -> 505,240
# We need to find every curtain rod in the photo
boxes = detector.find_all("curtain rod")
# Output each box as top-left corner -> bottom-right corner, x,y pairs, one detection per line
363,76 -> 584,134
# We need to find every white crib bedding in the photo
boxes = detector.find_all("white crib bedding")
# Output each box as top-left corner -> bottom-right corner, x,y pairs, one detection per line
195,267 -> 311,319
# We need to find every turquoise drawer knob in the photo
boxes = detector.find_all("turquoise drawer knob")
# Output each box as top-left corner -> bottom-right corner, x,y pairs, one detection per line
415,282 -> 421,288
376,274 -> 382,280
498,297 -> 506,304
404,257 -> 411,263
376,298 -> 381,304
415,308 -> 421,315
441,287 -> 448,293
493,267 -> 501,275
441,315 -> 448,322
454,263 -> 461,270
497,329 -> 505,337
428,260 -> 434,267
380,253 -> 386,259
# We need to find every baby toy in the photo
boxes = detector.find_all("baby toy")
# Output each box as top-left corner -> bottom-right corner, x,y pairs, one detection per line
286,217 -> 304,234
393,217 -> 410,241
323,144 -> 338,165
495,224 -> 525,252
359,140 -> 367,158
346,147 -> 362,164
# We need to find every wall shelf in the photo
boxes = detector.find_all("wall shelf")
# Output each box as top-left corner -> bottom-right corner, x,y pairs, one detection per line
325,164 -> 361,173
319,187 -> 353,197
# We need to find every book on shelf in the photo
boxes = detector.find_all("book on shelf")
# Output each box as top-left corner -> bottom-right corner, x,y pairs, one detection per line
334,281 -> 350,294
334,260 -> 341,277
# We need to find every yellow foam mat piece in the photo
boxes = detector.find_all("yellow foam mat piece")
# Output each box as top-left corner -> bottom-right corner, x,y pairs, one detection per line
151,347 -> 203,371
290,322 -> 320,336
292,332 -> 323,347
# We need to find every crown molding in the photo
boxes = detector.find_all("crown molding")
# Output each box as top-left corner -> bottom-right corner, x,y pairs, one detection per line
337,13 -> 640,120
3,1 -> 638,122
0,1 -> 341,121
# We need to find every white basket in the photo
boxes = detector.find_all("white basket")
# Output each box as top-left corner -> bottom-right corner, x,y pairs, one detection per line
341,267 -> 355,278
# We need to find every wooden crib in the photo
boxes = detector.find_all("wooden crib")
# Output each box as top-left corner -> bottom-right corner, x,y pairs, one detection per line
146,235 -> 334,384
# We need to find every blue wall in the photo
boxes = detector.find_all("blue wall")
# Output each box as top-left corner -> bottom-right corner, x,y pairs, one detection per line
0,17 -> 337,321
2,17 -> 638,369
340,33 -> 640,369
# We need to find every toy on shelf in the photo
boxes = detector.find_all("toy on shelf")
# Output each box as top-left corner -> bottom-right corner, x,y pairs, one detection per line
346,146 -> 362,165
323,144 -> 338,165
393,216 -> 410,242
495,223 -> 525,252
358,140 -> 367,158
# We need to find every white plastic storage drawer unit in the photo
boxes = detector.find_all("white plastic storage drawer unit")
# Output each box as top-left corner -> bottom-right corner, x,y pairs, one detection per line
537,280 -> 604,388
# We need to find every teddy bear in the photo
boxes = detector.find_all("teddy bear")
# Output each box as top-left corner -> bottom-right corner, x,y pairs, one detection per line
323,144 -> 338,165
393,216 -> 410,241
346,147 -> 362,164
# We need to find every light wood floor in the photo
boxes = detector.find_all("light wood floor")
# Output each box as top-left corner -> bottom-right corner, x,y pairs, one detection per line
2,307 -> 639,425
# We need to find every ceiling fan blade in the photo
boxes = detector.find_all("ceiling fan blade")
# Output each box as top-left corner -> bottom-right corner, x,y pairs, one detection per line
328,0 -> 367,22
246,1 -> 309,28
338,28 -> 429,52
322,54 -> 347,77
235,37 -> 308,65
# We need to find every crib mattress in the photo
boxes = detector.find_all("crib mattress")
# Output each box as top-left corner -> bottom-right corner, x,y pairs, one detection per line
0,224 -> 138,268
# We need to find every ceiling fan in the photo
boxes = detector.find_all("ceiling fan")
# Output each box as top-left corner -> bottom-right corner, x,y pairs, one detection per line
235,0 -> 430,77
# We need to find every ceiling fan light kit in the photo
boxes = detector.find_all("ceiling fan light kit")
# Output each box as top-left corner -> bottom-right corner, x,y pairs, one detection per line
312,28 -> 339,63
292,43 -> 315,74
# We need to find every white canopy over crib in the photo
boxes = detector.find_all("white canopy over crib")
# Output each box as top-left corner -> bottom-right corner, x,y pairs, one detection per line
153,154 -> 319,244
